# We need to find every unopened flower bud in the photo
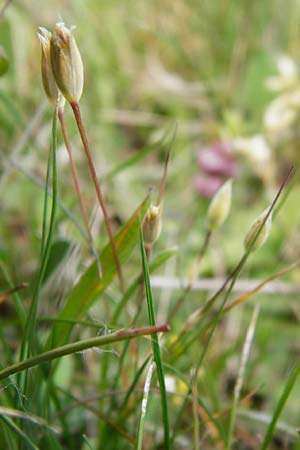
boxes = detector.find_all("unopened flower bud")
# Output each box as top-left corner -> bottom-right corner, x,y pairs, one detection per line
244,208 -> 272,253
37,27 -> 59,106
142,204 -> 162,248
50,22 -> 84,103
207,179 -> 232,231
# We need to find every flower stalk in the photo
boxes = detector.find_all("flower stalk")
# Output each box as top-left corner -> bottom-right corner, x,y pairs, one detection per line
58,106 -> 102,277
70,101 -> 124,291
47,22 -> 124,290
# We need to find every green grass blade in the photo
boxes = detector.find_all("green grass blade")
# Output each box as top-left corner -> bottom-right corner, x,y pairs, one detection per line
0,260 -> 26,326
136,360 -> 154,450
140,224 -> 170,450
260,361 -> 300,450
9,157 -> 89,244
102,122 -> 176,182
0,324 -> 169,381
40,149 -> 51,258
48,197 -> 150,347
0,415 -> 39,450
119,354 -> 152,410
102,143 -> 157,182
226,305 -> 260,450
21,107 -> 58,358
112,247 -> 177,325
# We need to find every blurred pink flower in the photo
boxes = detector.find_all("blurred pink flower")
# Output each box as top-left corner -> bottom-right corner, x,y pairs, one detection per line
193,175 -> 224,197
194,142 -> 239,198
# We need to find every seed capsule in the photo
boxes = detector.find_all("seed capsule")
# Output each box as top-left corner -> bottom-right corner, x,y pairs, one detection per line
142,204 -> 162,248
244,208 -> 272,253
207,179 -> 232,232
50,22 -> 84,104
37,27 -> 59,106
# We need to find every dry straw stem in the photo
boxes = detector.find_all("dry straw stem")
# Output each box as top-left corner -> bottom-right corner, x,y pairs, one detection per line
71,101 -> 125,291
58,106 -> 102,278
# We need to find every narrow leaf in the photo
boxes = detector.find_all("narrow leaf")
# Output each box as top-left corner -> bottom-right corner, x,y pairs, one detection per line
48,197 -> 150,347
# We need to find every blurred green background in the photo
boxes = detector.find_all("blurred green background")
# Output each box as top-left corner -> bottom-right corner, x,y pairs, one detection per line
1,1 -> 300,449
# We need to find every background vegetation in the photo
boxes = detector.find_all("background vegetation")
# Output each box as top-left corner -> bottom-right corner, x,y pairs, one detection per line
1,0 -> 300,449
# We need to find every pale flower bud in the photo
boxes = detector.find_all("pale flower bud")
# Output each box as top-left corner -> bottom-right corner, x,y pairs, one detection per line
142,204 -> 162,248
50,22 -> 84,103
37,27 -> 59,106
207,179 -> 232,232
244,208 -> 272,253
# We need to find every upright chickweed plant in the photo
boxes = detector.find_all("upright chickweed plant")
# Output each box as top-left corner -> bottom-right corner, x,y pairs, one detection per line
1,9 -> 298,450
38,26 -> 101,276
44,22 -> 124,290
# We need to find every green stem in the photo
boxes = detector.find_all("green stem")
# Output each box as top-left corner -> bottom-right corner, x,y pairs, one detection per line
19,107 -> 58,368
140,225 -> 170,450
0,416 -> 39,450
0,325 -> 169,381
167,229 -> 212,322
171,166 -> 294,444
261,361 -> 300,450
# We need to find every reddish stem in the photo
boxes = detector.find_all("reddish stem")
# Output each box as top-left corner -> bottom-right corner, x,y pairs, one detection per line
70,101 -> 124,292
58,107 -> 102,278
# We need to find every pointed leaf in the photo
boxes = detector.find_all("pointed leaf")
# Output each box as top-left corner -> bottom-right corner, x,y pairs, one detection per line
49,198 -> 150,347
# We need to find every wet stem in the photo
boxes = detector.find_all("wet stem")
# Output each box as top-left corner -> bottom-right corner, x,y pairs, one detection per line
70,101 -> 125,292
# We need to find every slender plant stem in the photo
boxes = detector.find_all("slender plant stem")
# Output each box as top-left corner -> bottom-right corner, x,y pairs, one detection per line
40,150 -> 51,258
0,325 -> 169,381
19,108 -> 58,364
0,416 -> 39,450
0,284 -> 27,304
70,101 -> 124,292
191,369 -> 200,450
157,122 -> 176,206
260,360 -> 300,450
58,106 -> 102,278
170,166 -> 294,443
140,225 -> 170,450
175,165 -> 294,348
136,360 -> 154,450
226,304 -> 259,449
167,229 -> 212,321
225,258 -> 300,313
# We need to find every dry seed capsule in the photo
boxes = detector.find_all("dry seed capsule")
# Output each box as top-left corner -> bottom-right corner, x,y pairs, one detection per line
207,179 -> 232,232
37,27 -> 59,106
50,22 -> 83,103
244,208 -> 272,253
142,204 -> 162,248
